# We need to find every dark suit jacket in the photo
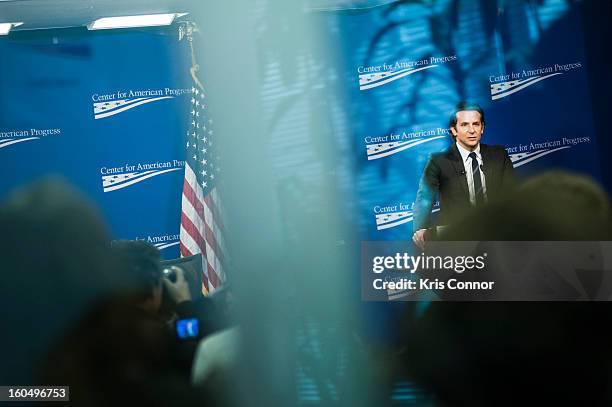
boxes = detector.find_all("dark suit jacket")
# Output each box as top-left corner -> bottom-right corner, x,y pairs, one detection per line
413,143 -> 515,231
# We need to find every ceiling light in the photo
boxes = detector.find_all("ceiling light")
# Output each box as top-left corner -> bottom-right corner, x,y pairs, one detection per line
0,22 -> 24,35
87,13 -> 187,31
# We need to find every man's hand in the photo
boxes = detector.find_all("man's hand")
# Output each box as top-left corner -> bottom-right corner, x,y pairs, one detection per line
162,266 -> 192,304
412,229 -> 427,251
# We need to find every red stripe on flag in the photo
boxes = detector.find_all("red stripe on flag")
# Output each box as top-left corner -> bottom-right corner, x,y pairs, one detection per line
180,241 -> 193,257
184,180 -> 225,265
204,193 -> 226,234
183,181 -> 224,262
203,224 -> 225,265
181,212 -> 207,256
207,263 -> 219,288
183,178 -> 205,219
181,212 -> 221,289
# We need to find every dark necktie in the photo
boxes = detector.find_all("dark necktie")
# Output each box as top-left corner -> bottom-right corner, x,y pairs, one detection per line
469,152 -> 485,205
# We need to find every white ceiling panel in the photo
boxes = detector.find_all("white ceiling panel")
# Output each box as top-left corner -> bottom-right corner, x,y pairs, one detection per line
0,0 -> 193,31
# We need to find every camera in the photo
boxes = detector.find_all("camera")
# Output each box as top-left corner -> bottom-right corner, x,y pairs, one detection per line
162,266 -> 178,283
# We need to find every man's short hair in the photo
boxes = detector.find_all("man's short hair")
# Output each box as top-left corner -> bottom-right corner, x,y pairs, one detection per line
449,101 -> 486,129
111,240 -> 162,300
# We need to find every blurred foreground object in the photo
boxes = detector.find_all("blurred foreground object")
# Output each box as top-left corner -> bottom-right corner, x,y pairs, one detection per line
0,178 -> 123,384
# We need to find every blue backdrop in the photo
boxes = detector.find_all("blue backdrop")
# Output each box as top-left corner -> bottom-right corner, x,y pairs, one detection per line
325,0 -> 602,241
0,26 -> 191,259
0,0 -> 606,258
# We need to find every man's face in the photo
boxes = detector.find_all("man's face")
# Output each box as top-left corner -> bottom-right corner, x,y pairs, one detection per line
451,110 -> 484,151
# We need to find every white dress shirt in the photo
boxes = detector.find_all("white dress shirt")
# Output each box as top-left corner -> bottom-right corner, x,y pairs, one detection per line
456,142 -> 487,205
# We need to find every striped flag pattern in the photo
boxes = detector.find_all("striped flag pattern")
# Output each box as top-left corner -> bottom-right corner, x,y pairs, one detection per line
180,83 -> 226,295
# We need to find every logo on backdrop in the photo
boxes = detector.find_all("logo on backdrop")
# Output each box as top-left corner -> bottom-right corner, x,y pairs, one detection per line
135,234 -> 181,251
506,136 -> 590,168
365,127 -> 449,160
0,128 -> 61,150
358,55 -> 457,91
489,61 -> 582,100
92,88 -> 192,119
100,159 -> 185,192
374,202 -> 440,231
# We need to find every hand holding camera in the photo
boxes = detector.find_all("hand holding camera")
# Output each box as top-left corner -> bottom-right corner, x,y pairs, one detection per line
162,266 -> 192,304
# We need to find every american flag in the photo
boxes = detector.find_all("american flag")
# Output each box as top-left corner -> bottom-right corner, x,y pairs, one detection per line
180,84 -> 226,295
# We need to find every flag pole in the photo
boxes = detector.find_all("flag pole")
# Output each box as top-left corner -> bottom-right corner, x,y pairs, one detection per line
179,21 -> 205,91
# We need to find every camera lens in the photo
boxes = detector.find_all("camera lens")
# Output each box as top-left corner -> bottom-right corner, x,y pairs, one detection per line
163,267 -> 177,283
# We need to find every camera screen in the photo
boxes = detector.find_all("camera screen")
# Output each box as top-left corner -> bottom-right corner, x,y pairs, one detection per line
175,318 -> 199,339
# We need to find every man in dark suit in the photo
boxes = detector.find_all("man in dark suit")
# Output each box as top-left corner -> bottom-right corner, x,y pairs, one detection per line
412,102 -> 515,249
